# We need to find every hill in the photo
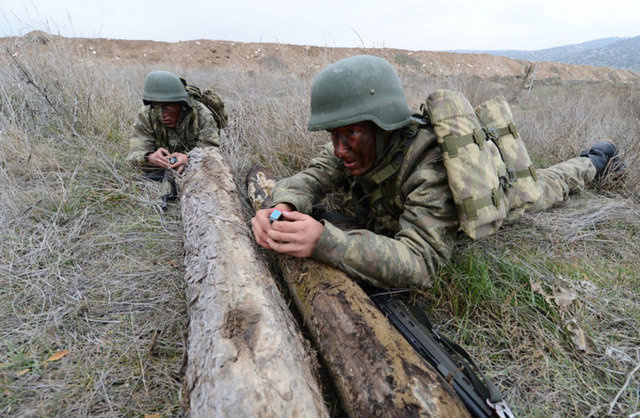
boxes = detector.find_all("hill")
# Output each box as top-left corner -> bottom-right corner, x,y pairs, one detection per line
468,36 -> 640,73
2,31 -> 639,85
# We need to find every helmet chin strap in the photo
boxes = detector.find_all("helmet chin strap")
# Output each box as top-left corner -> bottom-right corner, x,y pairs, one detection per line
374,127 -> 392,164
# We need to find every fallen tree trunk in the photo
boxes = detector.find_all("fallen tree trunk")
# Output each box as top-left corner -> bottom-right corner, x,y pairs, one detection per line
179,147 -> 328,417
246,169 -> 470,417
279,257 -> 470,417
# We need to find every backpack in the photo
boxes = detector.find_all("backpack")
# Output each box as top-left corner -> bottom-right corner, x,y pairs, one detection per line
474,97 -> 541,209
423,89 -> 540,239
180,78 -> 228,130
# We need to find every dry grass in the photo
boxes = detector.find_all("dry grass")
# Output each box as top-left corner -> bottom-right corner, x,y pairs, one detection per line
428,192 -> 640,416
1,41 -> 185,416
1,35 -> 639,416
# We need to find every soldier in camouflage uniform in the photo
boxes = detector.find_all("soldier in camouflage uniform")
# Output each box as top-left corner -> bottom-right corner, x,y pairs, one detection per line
127,70 -> 220,174
250,55 -> 619,289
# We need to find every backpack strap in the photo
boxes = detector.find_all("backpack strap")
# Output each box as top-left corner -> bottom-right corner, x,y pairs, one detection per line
439,128 -> 487,157
493,123 -> 518,138
367,140 -> 410,219
146,104 -> 198,151
456,187 -> 506,221
147,106 -> 167,149
365,118 -> 435,219
491,123 -> 538,181
397,116 -> 438,184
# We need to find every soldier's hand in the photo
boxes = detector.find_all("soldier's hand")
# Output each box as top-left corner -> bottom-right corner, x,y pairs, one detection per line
169,152 -> 189,173
147,148 -> 172,169
266,211 -> 324,258
251,204 -> 294,250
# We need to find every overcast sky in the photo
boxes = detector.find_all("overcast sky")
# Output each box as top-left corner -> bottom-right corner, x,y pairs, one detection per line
1,0 -> 639,51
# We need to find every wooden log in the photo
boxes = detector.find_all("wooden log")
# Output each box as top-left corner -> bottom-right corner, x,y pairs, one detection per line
179,147 -> 329,418
247,168 -> 470,417
279,258 -> 470,417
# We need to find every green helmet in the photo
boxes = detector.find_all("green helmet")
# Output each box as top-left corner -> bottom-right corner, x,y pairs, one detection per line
142,70 -> 189,105
308,55 -> 411,131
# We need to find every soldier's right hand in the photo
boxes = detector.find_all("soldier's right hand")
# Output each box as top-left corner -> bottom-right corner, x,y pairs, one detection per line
251,204 -> 294,249
265,211 -> 324,258
147,148 -> 173,169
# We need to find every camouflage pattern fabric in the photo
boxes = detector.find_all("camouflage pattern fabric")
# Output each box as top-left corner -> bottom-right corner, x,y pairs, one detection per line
270,126 -> 597,290
475,96 -> 542,208
271,127 -> 459,289
426,90 -> 510,239
126,100 -> 220,169
182,81 -> 229,130
246,166 -> 277,212
522,157 -> 595,213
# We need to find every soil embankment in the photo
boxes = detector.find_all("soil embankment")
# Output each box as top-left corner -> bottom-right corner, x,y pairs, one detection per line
3,31 -> 639,84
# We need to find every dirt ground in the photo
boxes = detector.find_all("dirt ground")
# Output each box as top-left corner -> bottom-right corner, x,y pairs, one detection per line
3,31 -> 639,84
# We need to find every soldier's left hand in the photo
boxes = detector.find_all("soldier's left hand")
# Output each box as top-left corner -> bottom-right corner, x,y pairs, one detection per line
266,211 -> 324,258
169,152 -> 189,173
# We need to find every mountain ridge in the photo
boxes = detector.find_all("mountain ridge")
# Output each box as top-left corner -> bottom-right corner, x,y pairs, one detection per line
457,36 -> 640,73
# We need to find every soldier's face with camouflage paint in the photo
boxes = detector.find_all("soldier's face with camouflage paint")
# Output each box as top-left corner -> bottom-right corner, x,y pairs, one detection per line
153,102 -> 181,127
330,122 -> 376,176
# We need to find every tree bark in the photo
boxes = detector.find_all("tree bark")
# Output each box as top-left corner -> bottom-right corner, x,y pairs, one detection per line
278,257 -> 470,417
246,167 -> 470,417
179,147 -> 328,418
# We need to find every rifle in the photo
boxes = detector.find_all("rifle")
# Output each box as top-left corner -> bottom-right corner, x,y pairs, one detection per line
160,168 -> 178,211
367,288 -> 515,418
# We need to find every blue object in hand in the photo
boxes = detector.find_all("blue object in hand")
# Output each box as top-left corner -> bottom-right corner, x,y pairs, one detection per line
269,209 -> 283,223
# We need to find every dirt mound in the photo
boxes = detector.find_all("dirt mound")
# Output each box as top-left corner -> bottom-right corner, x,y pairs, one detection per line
3,31 -> 639,84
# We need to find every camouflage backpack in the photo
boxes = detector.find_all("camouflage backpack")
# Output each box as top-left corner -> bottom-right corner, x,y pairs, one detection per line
179,78 -> 228,130
423,89 -> 540,239
474,97 -> 541,209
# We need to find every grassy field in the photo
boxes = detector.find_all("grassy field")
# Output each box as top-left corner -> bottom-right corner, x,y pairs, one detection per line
1,37 -> 639,417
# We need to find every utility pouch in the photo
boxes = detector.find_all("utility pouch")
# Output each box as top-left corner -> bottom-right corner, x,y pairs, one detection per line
475,97 -> 541,209
425,89 -> 509,239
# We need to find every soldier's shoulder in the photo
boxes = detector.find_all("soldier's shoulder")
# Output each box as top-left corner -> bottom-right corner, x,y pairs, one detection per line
399,126 -> 443,181
316,141 -> 342,163
136,104 -> 151,115
192,100 -> 213,116
135,104 -> 152,120
413,125 -> 437,144
134,104 -> 153,127
406,127 -> 439,161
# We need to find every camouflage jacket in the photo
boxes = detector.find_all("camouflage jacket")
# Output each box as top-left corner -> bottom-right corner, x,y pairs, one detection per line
271,118 -> 598,289
127,100 -> 220,168
271,123 -> 459,289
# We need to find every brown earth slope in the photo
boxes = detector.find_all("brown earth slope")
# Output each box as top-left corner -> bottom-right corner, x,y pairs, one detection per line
2,31 -> 639,84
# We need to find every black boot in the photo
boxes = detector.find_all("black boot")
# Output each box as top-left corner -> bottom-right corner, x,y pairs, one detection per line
580,140 -> 622,178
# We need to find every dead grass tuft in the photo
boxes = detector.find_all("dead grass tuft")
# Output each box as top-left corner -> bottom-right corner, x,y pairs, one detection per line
1,34 -> 639,416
